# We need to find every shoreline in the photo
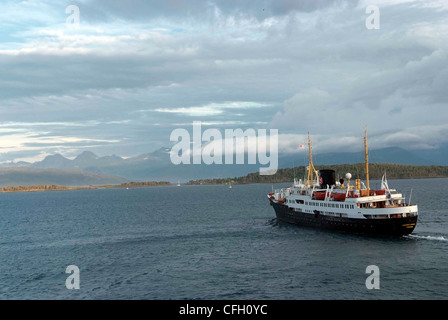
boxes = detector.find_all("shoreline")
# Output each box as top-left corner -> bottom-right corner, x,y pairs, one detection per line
0,181 -> 172,193
2,163 -> 448,192
186,175 -> 448,186
2,176 -> 448,193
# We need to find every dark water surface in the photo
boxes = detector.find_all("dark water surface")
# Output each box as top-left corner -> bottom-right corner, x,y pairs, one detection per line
1,178 -> 447,299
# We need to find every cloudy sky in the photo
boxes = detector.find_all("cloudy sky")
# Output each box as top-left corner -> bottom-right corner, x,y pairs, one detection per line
0,0 -> 447,163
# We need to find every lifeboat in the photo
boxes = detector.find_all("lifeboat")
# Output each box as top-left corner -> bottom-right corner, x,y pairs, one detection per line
313,191 -> 326,200
370,190 -> 386,196
333,192 -> 347,201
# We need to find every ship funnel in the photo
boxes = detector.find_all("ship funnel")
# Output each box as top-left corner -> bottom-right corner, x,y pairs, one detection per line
319,169 -> 335,188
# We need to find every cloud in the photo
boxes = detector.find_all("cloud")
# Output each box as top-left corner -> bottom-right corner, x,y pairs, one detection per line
0,0 -> 447,163
269,1 -> 448,149
154,101 -> 271,117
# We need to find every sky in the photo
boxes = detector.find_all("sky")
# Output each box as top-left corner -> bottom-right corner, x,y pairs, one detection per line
0,0 -> 447,163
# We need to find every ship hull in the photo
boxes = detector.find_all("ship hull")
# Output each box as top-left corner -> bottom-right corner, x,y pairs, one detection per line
270,199 -> 417,236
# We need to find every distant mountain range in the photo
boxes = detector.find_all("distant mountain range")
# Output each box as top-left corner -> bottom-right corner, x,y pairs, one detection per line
0,167 -> 128,187
1,144 -> 447,186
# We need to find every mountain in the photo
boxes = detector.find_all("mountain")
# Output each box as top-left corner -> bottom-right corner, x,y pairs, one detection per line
34,153 -> 73,169
3,145 -> 446,184
0,167 -> 128,187
409,143 -> 448,166
32,151 -> 125,170
74,150 -> 98,162
25,148 -> 261,182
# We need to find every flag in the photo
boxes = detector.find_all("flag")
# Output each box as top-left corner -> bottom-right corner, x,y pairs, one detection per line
299,145 -> 304,149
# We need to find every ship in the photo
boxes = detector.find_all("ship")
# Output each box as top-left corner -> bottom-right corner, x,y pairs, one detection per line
268,130 -> 418,236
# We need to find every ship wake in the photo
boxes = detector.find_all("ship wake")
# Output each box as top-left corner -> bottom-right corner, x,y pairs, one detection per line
406,234 -> 448,242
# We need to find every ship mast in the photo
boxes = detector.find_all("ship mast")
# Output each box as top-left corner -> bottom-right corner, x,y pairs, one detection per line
364,129 -> 370,196
306,132 -> 316,188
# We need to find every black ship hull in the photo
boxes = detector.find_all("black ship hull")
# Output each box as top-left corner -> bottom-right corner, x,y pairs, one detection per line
270,199 -> 417,236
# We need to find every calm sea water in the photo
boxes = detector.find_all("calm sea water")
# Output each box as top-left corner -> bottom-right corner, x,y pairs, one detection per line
1,178 -> 447,300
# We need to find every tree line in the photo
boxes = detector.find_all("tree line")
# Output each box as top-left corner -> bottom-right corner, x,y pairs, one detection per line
186,163 -> 448,185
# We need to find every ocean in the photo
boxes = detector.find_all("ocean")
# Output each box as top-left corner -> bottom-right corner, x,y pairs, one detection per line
1,178 -> 447,300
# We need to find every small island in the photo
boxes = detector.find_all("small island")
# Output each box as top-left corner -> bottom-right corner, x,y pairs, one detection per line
0,181 -> 172,193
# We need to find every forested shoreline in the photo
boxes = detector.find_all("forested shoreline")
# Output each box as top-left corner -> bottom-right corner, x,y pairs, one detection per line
2,163 -> 448,192
186,163 -> 448,185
